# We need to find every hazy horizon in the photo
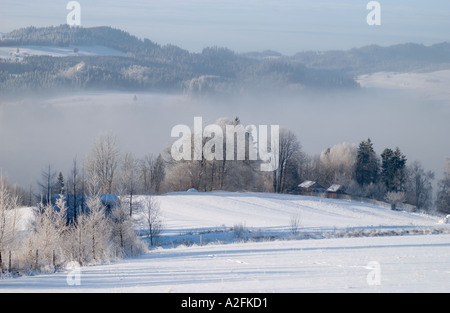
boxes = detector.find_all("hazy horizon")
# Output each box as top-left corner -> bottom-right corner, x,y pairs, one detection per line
1,1 -> 450,55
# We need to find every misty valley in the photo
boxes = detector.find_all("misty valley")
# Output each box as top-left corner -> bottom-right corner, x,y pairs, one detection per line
0,24 -> 449,283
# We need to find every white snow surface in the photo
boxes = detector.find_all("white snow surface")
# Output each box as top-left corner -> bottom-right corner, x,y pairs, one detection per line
357,70 -> 450,102
0,45 -> 126,59
154,191 -> 441,238
1,191 -> 449,293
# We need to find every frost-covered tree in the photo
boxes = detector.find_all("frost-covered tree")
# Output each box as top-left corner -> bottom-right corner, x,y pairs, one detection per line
406,161 -> 434,211
137,196 -> 163,246
111,202 -> 146,256
385,191 -> 407,210
84,195 -> 111,263
320,142 -> 356,187
86,132 -> 120,194
31,195 -> 69,270
0,179 -> 20,273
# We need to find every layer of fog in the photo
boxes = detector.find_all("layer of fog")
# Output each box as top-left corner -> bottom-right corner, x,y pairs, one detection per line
0,88 -> 449,189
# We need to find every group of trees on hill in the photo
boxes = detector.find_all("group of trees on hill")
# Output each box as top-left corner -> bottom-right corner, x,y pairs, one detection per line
33,123 -> 447,214
6,124 -> 450,216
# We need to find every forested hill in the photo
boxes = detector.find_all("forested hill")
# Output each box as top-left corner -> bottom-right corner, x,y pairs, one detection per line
3,25 -> 449,96
0,25 -> 358,95
290,42 -> 450,74
0,25 -> 162,58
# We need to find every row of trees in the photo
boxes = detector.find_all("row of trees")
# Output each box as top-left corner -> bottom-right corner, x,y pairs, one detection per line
161,119 -> 448,214
1,122 -> 449,275
36,133 -> 165,218
0,132 -> 168,274
305,138 -> 439,212
6,123 -> 450,217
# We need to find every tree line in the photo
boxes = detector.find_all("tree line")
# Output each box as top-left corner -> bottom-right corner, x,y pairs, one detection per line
7,122 -> 450,215
161,118 -> 448,214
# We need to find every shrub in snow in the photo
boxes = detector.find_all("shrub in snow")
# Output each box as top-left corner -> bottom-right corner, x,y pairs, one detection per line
290,213 -> 302,235
233,223 -> 248,238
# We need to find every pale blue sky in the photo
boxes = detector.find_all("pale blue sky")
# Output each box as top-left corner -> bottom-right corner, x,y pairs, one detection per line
1,0 -> 450,54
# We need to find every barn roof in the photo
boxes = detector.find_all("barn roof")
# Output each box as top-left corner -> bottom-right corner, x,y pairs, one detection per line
327,184 -> 343,192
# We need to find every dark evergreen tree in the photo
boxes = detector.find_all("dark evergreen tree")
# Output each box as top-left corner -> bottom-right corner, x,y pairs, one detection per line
355,138 -> 379,186
381,147 -> 407,192
56,172 -> 65,194
151,154 -> 166,194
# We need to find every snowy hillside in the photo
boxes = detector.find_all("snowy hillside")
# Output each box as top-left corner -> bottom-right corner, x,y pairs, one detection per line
149,191 -> 443,246
0,45 -> 126,59
357,70 -> 450,102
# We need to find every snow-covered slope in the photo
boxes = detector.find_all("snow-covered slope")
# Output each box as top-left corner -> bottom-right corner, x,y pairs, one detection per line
0,45 -> 126,59
357,70 -> 450,102
1,191 -> 449,293
149,191 -> 441,241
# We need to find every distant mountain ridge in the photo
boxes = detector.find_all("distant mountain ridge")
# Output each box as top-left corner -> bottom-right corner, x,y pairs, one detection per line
1,25 -> 449,95
290,42 -> 450,74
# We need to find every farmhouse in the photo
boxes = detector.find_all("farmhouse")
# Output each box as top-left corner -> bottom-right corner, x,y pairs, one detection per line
326,184 -> 346,199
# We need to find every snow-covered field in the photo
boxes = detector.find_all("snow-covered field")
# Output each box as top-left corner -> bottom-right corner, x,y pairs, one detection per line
0,45 -> 126,59
357,70 -> 450,102
1,191 -> 449,293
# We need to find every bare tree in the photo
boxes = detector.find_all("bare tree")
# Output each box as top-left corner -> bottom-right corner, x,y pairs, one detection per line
406,161 -> 434,211
137,196 -> 163,246
37,164 -> 57,206
120,152 -> 139,216
139,154 -> 155,195
273,129 -> 302,193
86,132 -> 120,194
